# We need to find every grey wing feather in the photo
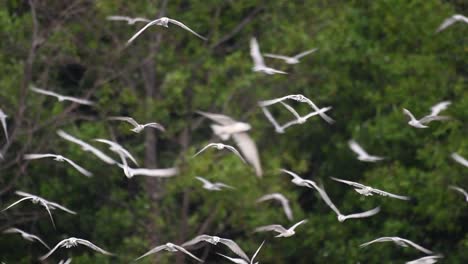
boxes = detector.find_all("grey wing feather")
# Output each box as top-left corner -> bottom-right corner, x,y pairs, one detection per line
193,143 -> 216,157
225,145 -> 247,164
196,111 -> 236,125
451,153 -> 468,167
294,48 -> 318,59
263,54 -> 291,61
135,245 -> 167,261
77,239 -> 114,255
254,224 -> 287,234
344,206 -> 380,219
2,197 -> 33,211
359,237 -> 393,248
130,167 -> 178,177
400,239 -> 434,254
108,116 -> 139,127
172,244 -> 204,262
127,19 -> 164,45
39,239 -> 68,260
24,153 -> 58,160
168,19 -> 207,40
62,157 -> 93,177
371,189 -> 411,200
314,185 -> 342,216
251,240 -> 266,262
219,239 -> 250,261
46,201 -> 77,214
330,177 -> 367,189
181,234 -> 211,247
419,115 -> 450,124
232,133 -> 262,177
250,38 -> 265,68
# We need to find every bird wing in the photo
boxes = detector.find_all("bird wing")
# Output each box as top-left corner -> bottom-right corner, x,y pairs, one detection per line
232,133 -> 262,177
133,17 -> 151,23
419,115 -> 450,124
195,177 -> 212,186
400,238 -> 434,254
39,239 -> 68,260
62,157 -> 93,177
348,140 -> 369,157
436,16 -> 457,32
406,255 -> 442,264
216,182 -> 235,189
279,102 -> 302,120
181,234 -> 212,247
343,206 -> 380,220
193,143 -> 216,157
127,19 -> 165,45
30,234 -> 51,250
2,197 -> 34,212
108,116 -> 139,127
260,107 -> 283,133
263,54 -> 291,61
0,111 -> 8,142
290,219 -> 307,231
172,244 -> 204,262
299,97 -> 335,124
371,188 -> 411,200
30,86 -> 61,99
39,201 -> 56,229
61,95 -> 94,105
224,144 -> 247,164
46,200 -> 77,215
330,177 -> 367,189
24,153 -> 58,160
258,96 -> 290,107
314,184 -> 342,216
219,238 -> 250,261
280,197 -> 294,221
250,37 -> 265,68
402,108 -> 417,121
77,239 -> 114,256
449,185 -> 468,200
106,16 -> 131,22
294,48 -> 318,59
281,169 -> 303,181
359,237 -> 394,248
216,253 -> 247,264
168,18 -> 207,40
251,240 -> 265,263
196,111 -> 236,125
143,122 -> 166,132
57,131 -> 116,165
254,224 -> 287,234
94,138 -> 138,166
135,245 -> 167,261
130,167 -> 179,177
3,228 -> 24,235
429,101 -> 451,116
451,153 -> 468,168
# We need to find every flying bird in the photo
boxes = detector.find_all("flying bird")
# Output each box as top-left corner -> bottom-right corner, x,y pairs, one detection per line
106,15 -> 151,24
24,153 -> 92,177
406,255 -> 443,264
360,237 -> 434,255
451,152 -> 468,168
3,228 -> 50,249
40,237 -> 114,261
331,177 -> 410,200
348,140 -> 385,162
448,185 -> 468,202
193,143 -> 246,163
94,138 -> 138,166
195,176 -> 234,191
57,130 -> 116,165
278,106 -> 333,131
216,240 -> 265,264
436,14 -> 468,32
2,191 -> 76,228
250,37 -> 287,75
264,48 -> 318,64
108,116 -> 165,133
127,17 -> 207,45
256,193 -> 293,221
30,86 -> 94,105
254,220 -> 307,238
281,169 -> 318,189
182,235 -> 249,261
402,108 -> 449,128
196,111 -> 252,140
0,109 -> 8,143
135,242 -> 202,262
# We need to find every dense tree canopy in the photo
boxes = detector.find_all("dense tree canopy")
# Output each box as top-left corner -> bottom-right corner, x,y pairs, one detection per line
0,0 -> 466,263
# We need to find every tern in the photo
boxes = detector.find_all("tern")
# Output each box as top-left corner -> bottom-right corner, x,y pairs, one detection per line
40,237 -> 114,261
360,237 -> 434,255
106,15 -> 150,24
108,116 -> 165,133
436,14 -> 468,32
30,86 -> 94,105
3,227 -> 50,249
402,108 -> 450,128
2,191 -> 76,228
216,240 -> 265,264
254,220 -> 307,238
182,235 -> 249,261
256,193 -> 293,221
57,130 -> 116,165
94,138 -> 138,166
451,152 -> 468,168
135,242 -> 202,262
448,185 -> 468,202
264,48 -> 318,64
348,140 -> 385,162
195,176 -> 235,191
250,37 -> 287,75
193,143 -> 246,163
278,106 -> 333,131
127,17 -> 207,45
331,177 -> 410,200
406,255 -> 443,264
24,153 -> 92,177
0,109 -> 8,142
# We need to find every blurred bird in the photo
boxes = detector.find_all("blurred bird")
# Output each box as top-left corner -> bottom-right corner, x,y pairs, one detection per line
360,237 -> 434,255
330,177 -> 410,200
24,153 -> 92,177
135,242 -> 202,262
428,101 -> 451,117
448,185 -> 468,202
348,140 -> 385,162
256,193 -> 293,221
254,220 -> 307,238
402,108 -> 450,128
3,227 -> 50,249
278,105 -> 333,131
0,109 -> 8,143
216,240 -> 265,264
117,151 -> 177,179
94,138 -> 138,166
436,14 -> 468,32
250,37 -> 287,75
182,235 -> 249,261
127,17 -> 207,45
195,176 -> 235,191
196,111 -> 251,140
451,152 -> 468,168
281,169 -> 318,188
406,255 -> 443,264
193,143 -> 246,163
264,48 -> 318,64
106,15 -> 150,24
30,86 -> 94,105
40,237 -> 114,261
108,116 -> 165,133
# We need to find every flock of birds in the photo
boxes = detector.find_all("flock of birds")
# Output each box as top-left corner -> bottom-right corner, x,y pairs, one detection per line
0,9 -> 467,264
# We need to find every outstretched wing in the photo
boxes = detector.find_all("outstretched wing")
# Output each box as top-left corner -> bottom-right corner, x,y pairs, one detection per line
371,189 -> 411,200
449,185 -> 468,200
251,240 -> 266,263
2,197 -> 34,212
168,18 -> 207,40
193,143 -> 216,157
348,140 -> 369,157
294,48 -> 318,59
402,108 -> 417,121
30,86 -> 61,99
24,153 -> 58,160
330,177 -> 367,189
135,245 -> 167,261
181,234 -> 211,247
77,239 -> 114,256
290,219 -> 307,231
250,37 -> 265,68
62,157 -> 93,177
216,253 -> 247,264
451,153 -> 468,168
429,101 -> 451,116
224,144 -> 247,164
219,238 -> 250,261
400,238 -> 434,255
143,122 -> 166,132
343,206 -> 380,220
39,239 -> 68,260
172,244 -> 204,263
359,237 -> 394,248
130,167 -> 179,178
263,53 -> 291,61
127,19 -> 165,45
108,116 -> 139,127
254,224 -> 287,234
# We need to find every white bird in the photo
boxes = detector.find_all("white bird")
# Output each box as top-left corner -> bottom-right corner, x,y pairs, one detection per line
331,177 -> 410,200
216,240 -> 265,264
196,111 -> 262,177
264,48 -> 318,64
406,255 -> 443,264
195,176 -> 234,191
278,106 -> 334,131
3,227 -> 50,249
256,193 -> 293,221
30,86 -> 94,105
436,14 -> 468,32
24,153 -> 92,177
348,140 -> 385,162
250,37 -> 287,75
127,17 -> 206,45
58,258 -> 72,264
94,138 -> 138,166
193,143 -> 246,163
182,235 -> 249,261
448,185 -> 468,202
2,191 -> 76,228
135,242 -> 202,262
360,237 -> 434,255
451,152 -> 468,168
281,169 -> 318,188
108,116 -> 165,133
0,109 -> 8,143
196,111 -> 252,140
106,15 -> 150,24
254,220 -> 307,238
40,237 -> 114,261
402,108 -> 450,128
57,130 -> 116,165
